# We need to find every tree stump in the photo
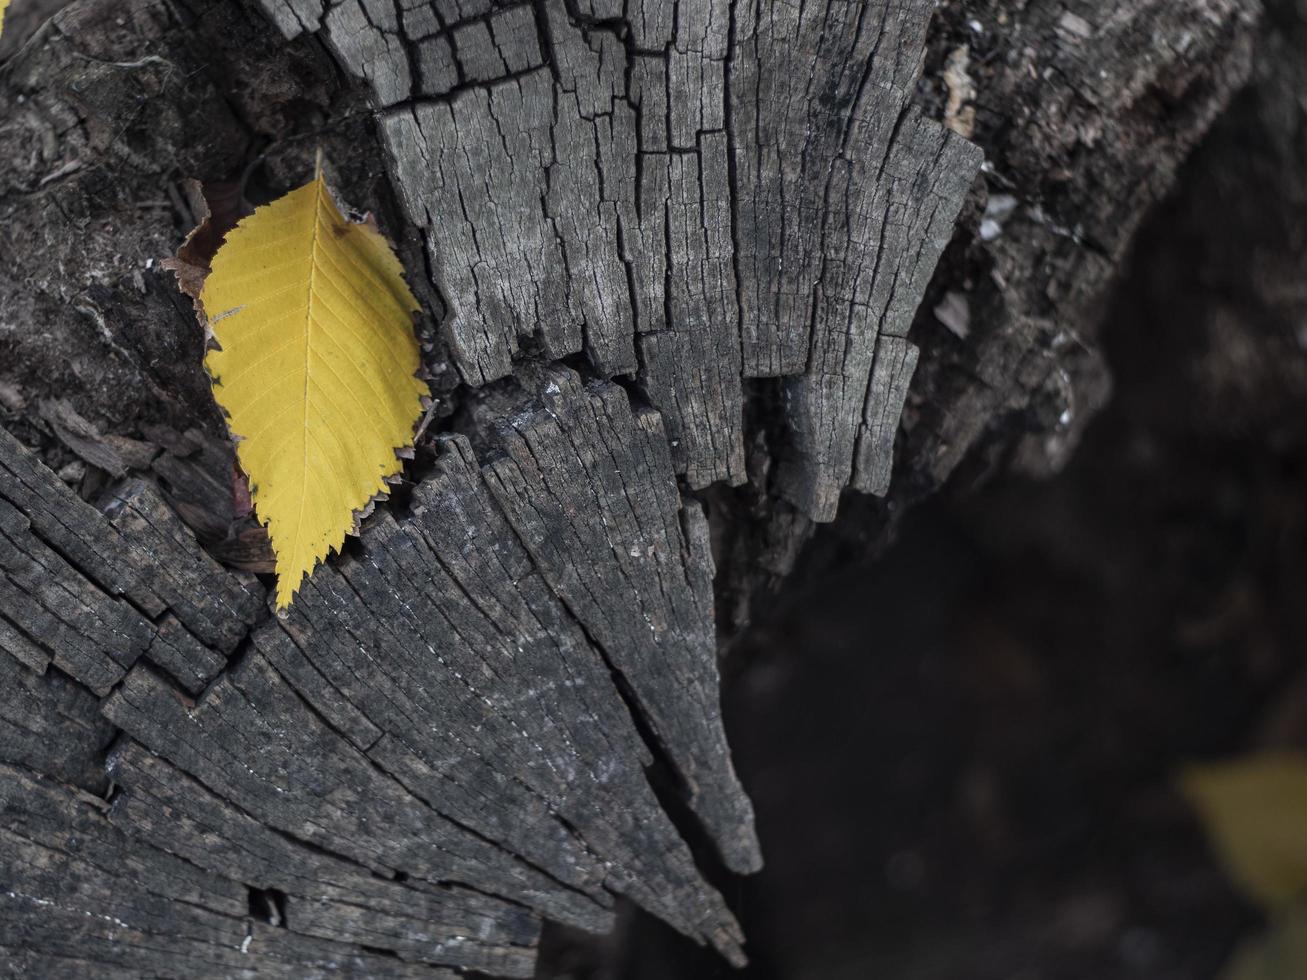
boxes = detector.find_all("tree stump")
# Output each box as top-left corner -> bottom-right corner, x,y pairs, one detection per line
0,0 -> 1257,974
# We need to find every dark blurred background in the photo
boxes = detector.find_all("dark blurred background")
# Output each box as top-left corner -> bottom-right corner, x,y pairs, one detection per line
540,0 -> 1307,976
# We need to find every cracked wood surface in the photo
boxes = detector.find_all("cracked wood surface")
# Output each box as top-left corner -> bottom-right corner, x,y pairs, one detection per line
481,367 -> 759,873
1,378 -> 749,974
0,0 -> 1259,975
1,766 -> 455,979
263,0 -> 975,499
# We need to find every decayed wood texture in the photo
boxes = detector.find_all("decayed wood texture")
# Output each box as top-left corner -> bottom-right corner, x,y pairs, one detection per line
259,0 -> 980,498
3,396 -> 747,974
0,0 -> 1259,975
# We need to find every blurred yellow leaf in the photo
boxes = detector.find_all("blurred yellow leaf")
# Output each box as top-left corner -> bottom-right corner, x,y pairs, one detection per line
0,0 -> 10,39
1182,754 -> 1307,910
1223,904 -> 1307,980
200,166 -> 426,608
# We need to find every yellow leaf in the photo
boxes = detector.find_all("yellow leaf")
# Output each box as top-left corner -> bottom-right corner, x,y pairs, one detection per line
0,0 -> 10,39
1223,904 -> 1307,980
200,167 -> 427,608
1182,754 -> 1307,910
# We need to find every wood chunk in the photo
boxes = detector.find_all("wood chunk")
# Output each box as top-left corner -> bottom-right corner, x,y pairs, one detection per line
0,777 -> 250,977
729,0 -> 939,376
0,427 -> 264,667
38,398 -> 128,477
1,763 -> 434,979
101,659 -> 614,935
400,435 -> 744,960
336,0 -> 748,488
854,336 -> 922,497
107,740 -> 541,977
481,368 -> 761,875
0,495 -> 151,695
451,20 -> 508,82
376,2 -> 642,383
487,6 -> 542,74
252,622 -> 384,751
379,53 -> 637,385
0,655 -> 117,792
102,479 -> 263,652
776,114 -> 981,521
324,0 -> 413,107
0,454 -> 243,696
0,424 -> 165,615
416,34 -> 461,97
258,0 -> 326,38
0,613 -> 46,674
539,5 -> 638,378
144,614 -> 228,695
279,561 -> 610,899
1,763 -> 245,915
381,76 -> 580,383
624,0 -> 745,488
250,435 -> 745,960
405,450 -> 650,790
638,131 -> 746,488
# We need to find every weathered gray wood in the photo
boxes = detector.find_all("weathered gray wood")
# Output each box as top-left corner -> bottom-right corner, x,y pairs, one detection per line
108,740 -> 541,976
0,427 -> 262,644
730,0 -> 930,377
276,2 -> 769,491
144,613 -> 230,696
0,426 -> 167,617
854,335 -> 921,497
2,386 -> 758,972
0,654 -> 116,792
481,367 -> 760,873
263,0 -> 976,504
262,433 -> 746,961
103,479 -> 263,651
103,658 -> 611,931
0,763 -> 451,978
776,113 -> 981,520
0,431 -> 259,695
0,493 -> 149,694
380,76 -> 593,383
3,379 -> 751,972
632,0 -> 747,489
